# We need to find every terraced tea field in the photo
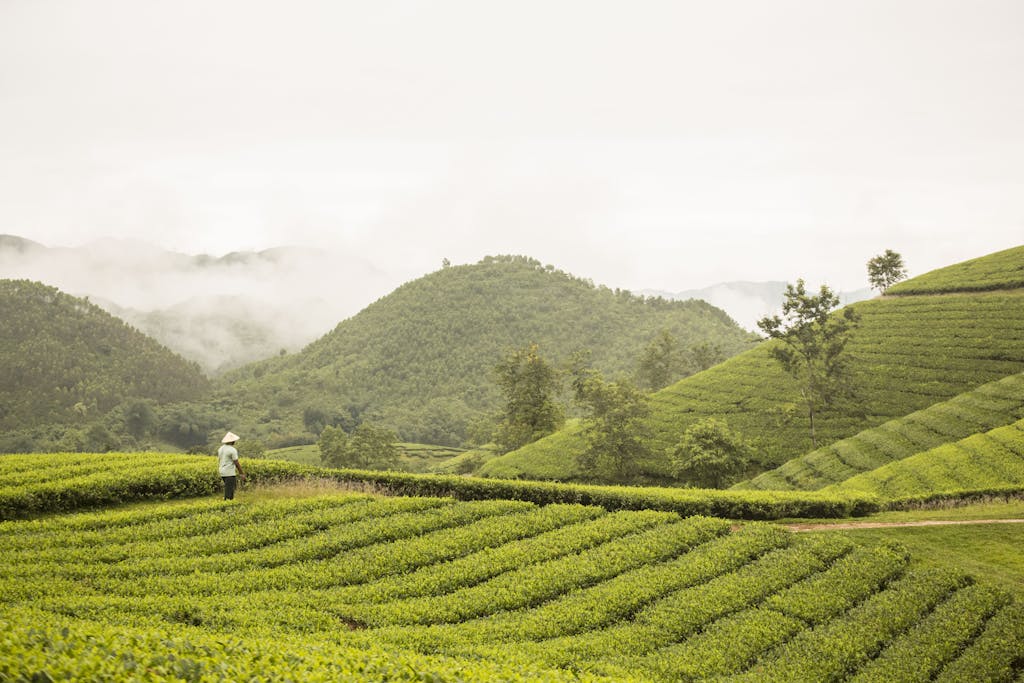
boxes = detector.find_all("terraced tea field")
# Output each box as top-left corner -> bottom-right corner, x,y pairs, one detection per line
2,456 -> 1022,681
740,371 -> 1024,492
483,288 -> 1024,483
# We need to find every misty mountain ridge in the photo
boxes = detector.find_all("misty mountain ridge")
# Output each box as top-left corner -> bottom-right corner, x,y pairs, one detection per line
640,281 -> 874,331
0,235 -> 397,374
1,234 -> 871,372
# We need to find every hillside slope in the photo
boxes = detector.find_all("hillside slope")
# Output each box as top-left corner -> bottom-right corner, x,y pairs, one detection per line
737,371 -> 1024,491
0,280 -> 209,436
826,416 -> 1024,500
483,246 -> 1024,485
213,256 -> 756,446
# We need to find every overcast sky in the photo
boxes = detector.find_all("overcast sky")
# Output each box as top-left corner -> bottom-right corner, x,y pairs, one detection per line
1,0 -> 1022,294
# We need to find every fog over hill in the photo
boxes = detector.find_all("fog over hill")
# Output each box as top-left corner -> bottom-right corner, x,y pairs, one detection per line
0,235 -> 395,374
0,233 -> 872,371
641,282 -> 874,331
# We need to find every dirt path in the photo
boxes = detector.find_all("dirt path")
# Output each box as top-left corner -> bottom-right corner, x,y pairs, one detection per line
785,518 -> 1024,532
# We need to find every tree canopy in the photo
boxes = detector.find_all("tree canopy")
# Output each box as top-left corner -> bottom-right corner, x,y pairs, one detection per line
867,249 -> 908,292
756,279 -> 860,448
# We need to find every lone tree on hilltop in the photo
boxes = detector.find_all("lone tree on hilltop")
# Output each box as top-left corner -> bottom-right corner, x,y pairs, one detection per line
867,249 -> 908,293
493,343 -> 563,453
757,280 -> 860,449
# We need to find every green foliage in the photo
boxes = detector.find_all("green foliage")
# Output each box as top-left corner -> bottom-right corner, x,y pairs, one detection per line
827,417 -> 1024,501
0,280 -> 209,447
0,452 -> 878,521
317,424 -> 349,467
573,370 -> 652,482
887,244 -> 1024,295
670,417 -> 753,488
1,457 -> 1022,681
757,279 -> 861,449
489,271 -> 1024,485
493,343 -> 563,453
211,255 -> 754,446
741,371 -> 1024,491
867,248 -> 909,292
636,329 -> 679,390
319,423 -> 399,470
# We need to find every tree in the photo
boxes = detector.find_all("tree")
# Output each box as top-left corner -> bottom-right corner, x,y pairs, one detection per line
670,418 -> 752,488
493,343 -> 563,453
122,399 -> 156,439
318,425 -> 349,468
867,249 -> 908,293
756,279 -> 860,449
573,368 -> 651,482
318,423 -> 399,470
636,330 -> 679,391
239,438 -> 266,460
687,340 -> 725,374
347,423 -> 400,470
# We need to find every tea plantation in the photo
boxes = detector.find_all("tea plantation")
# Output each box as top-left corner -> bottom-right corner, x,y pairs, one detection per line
1,454 -> 1022,681
739,371 -> 1024,492
484,246 -> 1024,485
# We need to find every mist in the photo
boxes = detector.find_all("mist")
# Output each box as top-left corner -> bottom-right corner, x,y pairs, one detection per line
0,236 -> 398,374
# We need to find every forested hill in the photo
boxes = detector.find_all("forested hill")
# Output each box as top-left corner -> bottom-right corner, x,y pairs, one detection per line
0,280 -> 210,435
216,255 -> 756,446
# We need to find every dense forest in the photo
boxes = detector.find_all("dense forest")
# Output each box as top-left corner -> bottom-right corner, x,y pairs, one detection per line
0,280 -> 210,452
209,256 -> 757,447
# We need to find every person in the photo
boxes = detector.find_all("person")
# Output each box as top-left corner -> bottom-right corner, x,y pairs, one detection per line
217,431 -> 245,500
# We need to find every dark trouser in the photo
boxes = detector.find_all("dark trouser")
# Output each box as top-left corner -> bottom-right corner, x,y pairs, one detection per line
222,475 -> 237,500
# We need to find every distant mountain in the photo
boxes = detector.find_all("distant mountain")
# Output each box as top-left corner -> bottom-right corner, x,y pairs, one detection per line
639,282 -> 874,331
0,279 -> 209,438
0,235 -> 396,373
214,255 -> 758,447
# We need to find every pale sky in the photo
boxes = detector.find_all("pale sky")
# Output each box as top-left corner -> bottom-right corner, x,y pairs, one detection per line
1,0 -> 1022,295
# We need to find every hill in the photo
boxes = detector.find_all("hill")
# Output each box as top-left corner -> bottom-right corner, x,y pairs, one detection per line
1,453 -> 1022,681
482,246 -> 1024,485
886,244 -> 1024,295
824,416 -> 1024,501
211,255 -> 756,446
0,280 -> 210,451
0,235 -> 394,373
738,371 -> 1024,491
641,280 -> 872,331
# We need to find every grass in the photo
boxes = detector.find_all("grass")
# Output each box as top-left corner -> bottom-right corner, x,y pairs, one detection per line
825,524 -> 1024,598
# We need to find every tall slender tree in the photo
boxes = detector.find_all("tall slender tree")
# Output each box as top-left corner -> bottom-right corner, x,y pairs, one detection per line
572,367 -> 651,482
757,280 -> 860,449
493,343 -> 563,453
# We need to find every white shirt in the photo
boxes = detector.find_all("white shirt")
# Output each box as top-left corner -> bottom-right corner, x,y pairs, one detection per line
217,444 -> 239,476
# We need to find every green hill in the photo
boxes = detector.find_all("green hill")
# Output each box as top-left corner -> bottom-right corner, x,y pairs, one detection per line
1,454 -> 1022,681
0,280 -> 210,449
213,255 -> 756,446
824,416 -> 1024,500
483,246 -> 1024,484
886,244 -> 1024,295
738,371 -> 1024,491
